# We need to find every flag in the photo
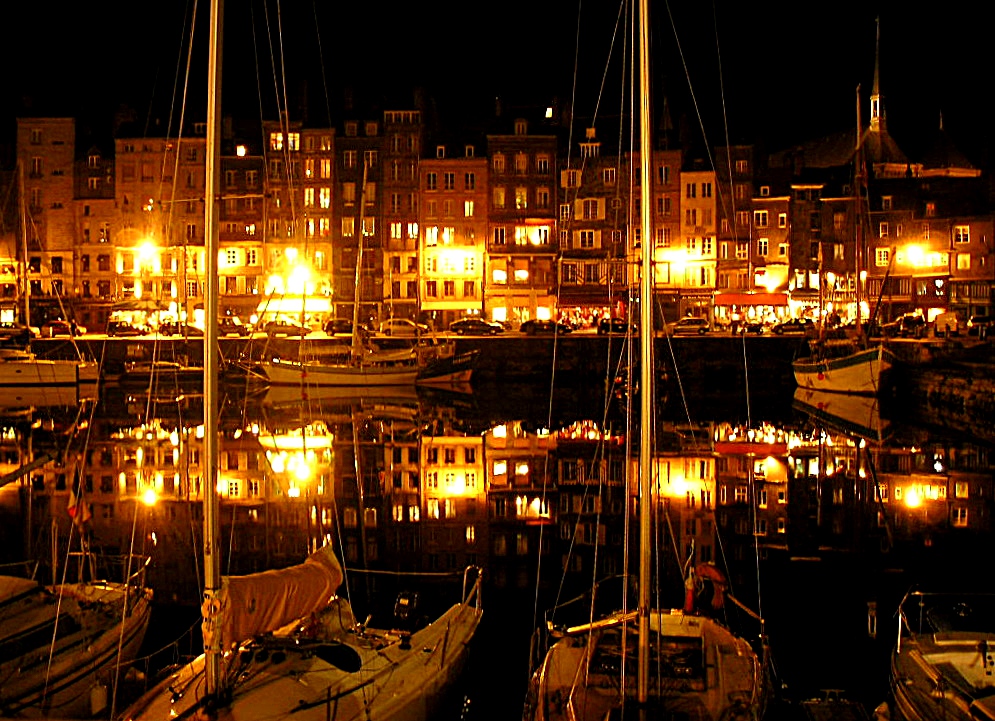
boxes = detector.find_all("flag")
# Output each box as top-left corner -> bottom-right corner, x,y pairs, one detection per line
68,487 -> 91,525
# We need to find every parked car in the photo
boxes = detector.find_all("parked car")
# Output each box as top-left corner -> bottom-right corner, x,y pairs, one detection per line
106,320 -> 148,337
932,311 -> 963,337
0,321 -> 38,344
41,319 -> 85,337
158,321 -> 204,337
323,318 -> 355,336
519,319 -> 573,335
881,313 -> 927,338
597,317 -> 636,335
379,318 -> 429,336
967,314 -> 993,337
449,318 -> 504,335
264,319 -> 312,337
665,317 -> 710,335
770,318 -> 815,335
218,316 -> 250,336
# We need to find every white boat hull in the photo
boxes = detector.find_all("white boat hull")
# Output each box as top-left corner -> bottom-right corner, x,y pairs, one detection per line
526,609 -> 768,721
0,357 -> 98,387
792,345 -> 894,396
887,592 -> 995,721
0,578 -> 153,718
122,570 -> 483,721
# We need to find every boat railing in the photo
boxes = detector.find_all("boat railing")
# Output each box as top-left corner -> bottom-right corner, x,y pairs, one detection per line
462,564 -> 484,610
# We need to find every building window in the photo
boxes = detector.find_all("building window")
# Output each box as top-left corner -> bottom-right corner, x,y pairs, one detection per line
875,247 -> 890,267
685,183 -> 696,199
879,222 -> 889,238
753,210 -> 768,228
954,225 -> 970,243
757,238 -> 769,256
602,168 -> 616,185
778,213 -> 787,228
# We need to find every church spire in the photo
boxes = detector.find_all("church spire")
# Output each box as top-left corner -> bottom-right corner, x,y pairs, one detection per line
869,16 -> 883,132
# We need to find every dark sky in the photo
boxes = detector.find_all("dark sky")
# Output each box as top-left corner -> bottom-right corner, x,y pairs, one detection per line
2,1 -> 991,165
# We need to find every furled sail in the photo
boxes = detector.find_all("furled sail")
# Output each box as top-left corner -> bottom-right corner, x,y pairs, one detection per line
211,545 -> 343,649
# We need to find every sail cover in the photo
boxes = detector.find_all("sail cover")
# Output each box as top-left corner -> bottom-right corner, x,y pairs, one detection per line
216,545 -> 343,648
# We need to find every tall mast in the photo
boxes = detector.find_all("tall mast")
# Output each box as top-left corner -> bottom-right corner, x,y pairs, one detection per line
19,163 -> 29,330
855,85 -> 864,340
203,0 -> 223,697
636,0 -> 653,705
351,162 -> 369,361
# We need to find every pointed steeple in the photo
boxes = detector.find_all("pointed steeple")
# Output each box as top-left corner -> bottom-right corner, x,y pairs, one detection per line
869,17 -> 882,133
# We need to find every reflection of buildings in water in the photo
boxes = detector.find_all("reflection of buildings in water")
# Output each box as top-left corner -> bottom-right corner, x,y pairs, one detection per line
485,420 -> 553,592
6,392 -> 993,604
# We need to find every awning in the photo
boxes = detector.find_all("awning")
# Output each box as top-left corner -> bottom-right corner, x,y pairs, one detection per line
713,292 -> 788,306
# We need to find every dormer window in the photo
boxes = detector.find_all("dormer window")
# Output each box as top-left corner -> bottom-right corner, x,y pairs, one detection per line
760,185 -> 770,197
514,119 -> 528,135
882,195 -> 893,210
465,145 -> 475,158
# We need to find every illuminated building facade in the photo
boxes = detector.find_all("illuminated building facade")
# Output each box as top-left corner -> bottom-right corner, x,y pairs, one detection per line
418,146 -> 488,328
381,110 -> 423,324
484,118 -> 558,327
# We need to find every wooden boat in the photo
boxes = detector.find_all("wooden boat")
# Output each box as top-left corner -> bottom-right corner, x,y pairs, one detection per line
793,341 -> 895,396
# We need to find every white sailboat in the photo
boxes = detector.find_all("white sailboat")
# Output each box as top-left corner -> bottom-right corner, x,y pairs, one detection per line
524,2 -> 769,719
121,4 -> 483,721
885,589 -> 995,721
0,539 -> 152,718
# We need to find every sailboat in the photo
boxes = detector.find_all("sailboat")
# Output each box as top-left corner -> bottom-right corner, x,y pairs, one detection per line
0,551 -> 153,717
884,589 -> 995,721
524,3 -> 769,720
0,164 -> 99,389
121,4 -> 483,721
792,87 -> 894,397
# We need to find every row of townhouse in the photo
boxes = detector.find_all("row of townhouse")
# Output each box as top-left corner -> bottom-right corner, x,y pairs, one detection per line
5,96 -> 991,334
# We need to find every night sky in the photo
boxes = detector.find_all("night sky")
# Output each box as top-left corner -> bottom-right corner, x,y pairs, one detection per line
2,1 -> 991,164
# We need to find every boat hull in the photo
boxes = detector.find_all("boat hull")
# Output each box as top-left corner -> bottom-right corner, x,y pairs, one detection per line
122,570 -> 483,721
0,357 -> 98,387
264,358 -> 421,386
792,345 -> 894,396
0,578 -> 153,718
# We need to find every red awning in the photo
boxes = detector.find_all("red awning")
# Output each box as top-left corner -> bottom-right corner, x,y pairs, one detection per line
714,292 -> 788,306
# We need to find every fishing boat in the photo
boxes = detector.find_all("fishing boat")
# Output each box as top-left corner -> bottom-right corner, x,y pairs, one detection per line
885,589 -> 995,721
792,342 -> 896,397
0,560 -> 153,717
524,2 -> 769,719
120,5 -> 484,720
792,89 -> 893,397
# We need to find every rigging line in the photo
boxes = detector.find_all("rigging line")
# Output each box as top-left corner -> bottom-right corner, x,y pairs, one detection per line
708,2 -> 754,431
661,0 -> 719,176
110,497 -> 147,721
310,0 -> 334,128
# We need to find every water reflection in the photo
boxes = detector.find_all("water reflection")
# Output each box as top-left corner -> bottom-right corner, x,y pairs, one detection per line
0,381 -> 992,716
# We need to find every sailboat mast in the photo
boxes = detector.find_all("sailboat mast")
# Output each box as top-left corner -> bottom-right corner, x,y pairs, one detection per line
203,0 -> 224,697
351,162 -> 369,360
19,162 -> 29,330
636,0 -> 653,705
855,85 -> 864,339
